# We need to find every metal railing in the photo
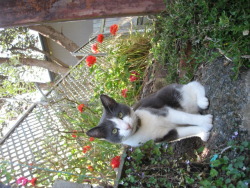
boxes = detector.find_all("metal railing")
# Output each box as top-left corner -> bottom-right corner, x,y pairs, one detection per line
0,35 -> 104,186
0,16 -> 149,186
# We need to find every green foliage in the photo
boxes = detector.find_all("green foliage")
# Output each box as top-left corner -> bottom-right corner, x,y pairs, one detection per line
0,27 -> 40,58
0,162 -> 14,184
121,140 -> 250,187
0,79 -> 35,98
89,31 -> 152,105
31,101 -> 122,186
0,27 -> 45,98
0,58 -> 36,98
152,0 -> 250,83
34,30 -> 153,186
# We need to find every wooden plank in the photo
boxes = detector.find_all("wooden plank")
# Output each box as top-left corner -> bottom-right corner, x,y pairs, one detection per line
0,0 -> 165,28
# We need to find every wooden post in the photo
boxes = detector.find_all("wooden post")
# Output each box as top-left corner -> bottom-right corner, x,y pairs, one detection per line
0,0 -> 166,28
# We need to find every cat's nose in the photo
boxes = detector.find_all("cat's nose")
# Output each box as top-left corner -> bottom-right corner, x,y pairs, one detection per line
126,124 -> 132,130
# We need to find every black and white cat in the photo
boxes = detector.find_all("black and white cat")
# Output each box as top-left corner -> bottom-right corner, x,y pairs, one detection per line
87,81 -> 213,147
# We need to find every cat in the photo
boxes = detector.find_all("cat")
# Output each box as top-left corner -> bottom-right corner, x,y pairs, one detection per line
86,81 -> 213,147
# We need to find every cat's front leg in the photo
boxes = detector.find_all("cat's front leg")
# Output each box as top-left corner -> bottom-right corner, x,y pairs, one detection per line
166,107 -> 213,130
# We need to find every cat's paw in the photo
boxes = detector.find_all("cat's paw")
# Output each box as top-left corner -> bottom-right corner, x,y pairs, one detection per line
199,131 -> 211,142
197,97 -> 209,109
202,114 -> 213,130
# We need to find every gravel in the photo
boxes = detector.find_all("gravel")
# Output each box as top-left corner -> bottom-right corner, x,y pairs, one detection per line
162,57 -> 249,158
197,57 -> 250,151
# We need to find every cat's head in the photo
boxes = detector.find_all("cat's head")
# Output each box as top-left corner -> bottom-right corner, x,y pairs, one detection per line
86,95 -> 138,144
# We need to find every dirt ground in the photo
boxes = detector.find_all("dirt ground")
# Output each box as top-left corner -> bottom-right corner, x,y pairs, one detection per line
116,57 -> 250,187
156,57 -> 250,159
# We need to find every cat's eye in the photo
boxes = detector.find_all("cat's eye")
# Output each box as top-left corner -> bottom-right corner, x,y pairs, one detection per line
118,112 -> 123,119
112,128 -> 118,134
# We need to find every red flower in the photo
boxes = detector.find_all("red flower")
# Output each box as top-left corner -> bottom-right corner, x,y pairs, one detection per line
87,165 -> 94,172
129,71 -> 140,82
111,156 -> 121,169
97,34 -> 104,43
129,75 -> 138,82
28,178 -> 37,186
77,104 -> 85,113
85,55 -> 97,67
72,130 -> 77,138
89,137 -> 95,141
110,24 -> 119,35
83,145 -> 91,153
121,89 -> 128,98
91,43 -> 99,53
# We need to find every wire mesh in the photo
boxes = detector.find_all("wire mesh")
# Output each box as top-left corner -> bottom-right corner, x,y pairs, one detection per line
0,36 -> 105,186
0,16 -> 149,187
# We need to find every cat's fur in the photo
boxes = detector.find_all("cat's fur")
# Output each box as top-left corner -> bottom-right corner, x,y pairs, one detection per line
87,81 -> 213,147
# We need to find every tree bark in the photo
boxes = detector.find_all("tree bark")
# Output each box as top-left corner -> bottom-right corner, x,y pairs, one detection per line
9,46 -> 69,68
0,57 -> 69,75
29,25 -> 79,53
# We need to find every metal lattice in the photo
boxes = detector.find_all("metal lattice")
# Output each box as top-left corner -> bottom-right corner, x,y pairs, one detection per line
0,28 -> 140,186
0,35 -> 106,186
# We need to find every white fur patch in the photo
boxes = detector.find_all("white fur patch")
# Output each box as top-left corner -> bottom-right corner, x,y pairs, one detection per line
121,107 -> 213,147
167,108 -> 213,127
118,81 -> 213,147
181,81 -> 209,113
122,109 -> 175,147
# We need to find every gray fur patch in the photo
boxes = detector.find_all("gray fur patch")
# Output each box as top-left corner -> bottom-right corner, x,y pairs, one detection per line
155,129 -> 178,143
146,107 -> 168,117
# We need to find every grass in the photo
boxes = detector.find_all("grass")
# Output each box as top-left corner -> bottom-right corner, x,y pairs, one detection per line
151,0 -> 249,83
121,0 -> 250,187
90,30 -> 153,104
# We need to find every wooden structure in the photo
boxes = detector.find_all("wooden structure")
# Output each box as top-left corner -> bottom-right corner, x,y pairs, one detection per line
0,0 -> 165,28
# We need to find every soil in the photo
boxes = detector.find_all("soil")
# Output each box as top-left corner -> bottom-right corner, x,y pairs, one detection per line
148,57 -> 250,159
197,57 -> 249,151
117,57 -> 250,187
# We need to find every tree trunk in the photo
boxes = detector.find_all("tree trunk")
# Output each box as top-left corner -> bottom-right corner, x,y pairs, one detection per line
29,25 -> 80,54
0,57 -> 69,75
9,46 -> 70,68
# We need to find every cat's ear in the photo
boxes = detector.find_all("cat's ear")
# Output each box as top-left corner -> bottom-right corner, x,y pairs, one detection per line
100,94 -> 118,112
86,126 -> 106,139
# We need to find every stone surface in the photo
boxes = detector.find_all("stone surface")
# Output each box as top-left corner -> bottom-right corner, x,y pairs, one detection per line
52,180 -> 91,188
242,70 -> 250,134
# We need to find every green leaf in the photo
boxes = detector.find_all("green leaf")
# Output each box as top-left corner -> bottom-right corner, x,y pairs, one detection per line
215,178 -> 223,186
228,184 -> 235,188
186,177 -> 195,184
210,168 -> 219,177
211,159 -> 221,167
200,179 -> 212,187
242,141 -> 249,148
225,178 -> 231,184
197,146 -> 205,153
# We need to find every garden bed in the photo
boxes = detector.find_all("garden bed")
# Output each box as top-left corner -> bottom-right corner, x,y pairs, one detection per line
115,57 -> 250,187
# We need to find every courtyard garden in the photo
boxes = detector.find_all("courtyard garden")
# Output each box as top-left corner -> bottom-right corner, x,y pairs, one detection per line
1,0 -> 249,187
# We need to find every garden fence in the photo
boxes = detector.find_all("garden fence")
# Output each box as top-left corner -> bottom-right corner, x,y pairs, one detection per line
0,34 -> 112,186
0,16 -> 150,186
